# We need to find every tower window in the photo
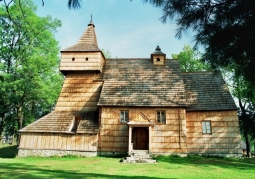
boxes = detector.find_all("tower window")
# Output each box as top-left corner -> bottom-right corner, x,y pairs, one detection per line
72,57 -> 75,61
157,58 -> 160,61
85,57 -> 89,61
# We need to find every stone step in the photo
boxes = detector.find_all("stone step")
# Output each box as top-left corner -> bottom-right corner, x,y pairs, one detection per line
121,152 -> 157,163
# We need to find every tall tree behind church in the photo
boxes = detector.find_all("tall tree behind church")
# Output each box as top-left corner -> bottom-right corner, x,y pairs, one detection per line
0,0 -> 63,145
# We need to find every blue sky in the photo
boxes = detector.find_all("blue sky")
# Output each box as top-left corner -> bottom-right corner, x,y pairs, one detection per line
34,0 -> 195,58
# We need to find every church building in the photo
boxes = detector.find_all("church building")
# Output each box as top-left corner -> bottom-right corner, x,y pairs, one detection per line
18,20 -> 242,157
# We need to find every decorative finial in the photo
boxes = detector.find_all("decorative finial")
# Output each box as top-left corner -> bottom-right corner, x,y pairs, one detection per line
88,14 -> 95,27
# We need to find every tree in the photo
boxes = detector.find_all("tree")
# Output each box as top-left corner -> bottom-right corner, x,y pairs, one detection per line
172,45 -> 211,72
101,49 -> 112,59
0,0 -> 63,145
225,69 -> 255,157
142,0 -> 255,85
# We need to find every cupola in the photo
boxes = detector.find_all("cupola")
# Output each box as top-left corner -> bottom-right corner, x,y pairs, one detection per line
151,45 -> 166,65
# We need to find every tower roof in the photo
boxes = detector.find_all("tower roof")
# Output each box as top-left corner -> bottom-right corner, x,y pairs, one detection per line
152,45 -> 165,55
61,19 -> 100,52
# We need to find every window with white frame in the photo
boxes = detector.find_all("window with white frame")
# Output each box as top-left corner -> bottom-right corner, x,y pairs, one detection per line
156,111 -> 166,124
202,121 -> 212,134
120,111 -> 129,123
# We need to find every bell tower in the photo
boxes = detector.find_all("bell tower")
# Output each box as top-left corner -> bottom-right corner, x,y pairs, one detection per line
55,18 -> 104,113
59,18 -> 105,74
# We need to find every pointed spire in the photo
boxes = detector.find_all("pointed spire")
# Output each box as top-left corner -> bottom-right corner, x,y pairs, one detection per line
61,17 -> 100,52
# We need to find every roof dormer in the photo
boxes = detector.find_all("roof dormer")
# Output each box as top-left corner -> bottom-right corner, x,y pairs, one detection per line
151,45 -> 166,65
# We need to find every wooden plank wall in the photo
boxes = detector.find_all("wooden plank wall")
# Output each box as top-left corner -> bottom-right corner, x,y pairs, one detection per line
99,107 -> 129,153
54,72 -> 102,112
151,108 -> 187,153
19,133 -> 98,151
99,107 -> 187,153
186,110 -> 242,154
60,52 -> 105,72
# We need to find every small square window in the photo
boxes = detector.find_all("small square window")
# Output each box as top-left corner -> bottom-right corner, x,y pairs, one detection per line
156,111 -> 165,124
120,111 -> 129,123
202,121 -> 212,134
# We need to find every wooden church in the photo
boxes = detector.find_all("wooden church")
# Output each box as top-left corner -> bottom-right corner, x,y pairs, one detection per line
18,20 -> 242,157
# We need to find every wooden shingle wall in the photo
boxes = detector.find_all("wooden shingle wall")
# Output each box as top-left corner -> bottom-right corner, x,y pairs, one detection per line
99,107 -> 129,153
186,111 -> 242,155
152,55 -> 165,65
99,107 -> 187,154
60,52 -> 105,72
19,133 -> 97,151
54,72 -> 103,112
151,108 -> 187,153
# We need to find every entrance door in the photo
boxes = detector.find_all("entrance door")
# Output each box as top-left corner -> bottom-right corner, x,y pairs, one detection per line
132,127 -> 148,150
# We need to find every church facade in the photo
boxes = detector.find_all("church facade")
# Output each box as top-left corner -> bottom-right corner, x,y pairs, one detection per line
18,20 -> 242,157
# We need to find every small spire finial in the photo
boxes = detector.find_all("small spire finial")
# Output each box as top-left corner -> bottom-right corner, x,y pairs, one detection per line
88,14 -> 95,27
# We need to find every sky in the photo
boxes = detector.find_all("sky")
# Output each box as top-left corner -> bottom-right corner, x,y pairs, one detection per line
34,0 -> 195,58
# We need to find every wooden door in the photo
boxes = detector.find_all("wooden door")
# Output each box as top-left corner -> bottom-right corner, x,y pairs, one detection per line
132,127 -> 148,150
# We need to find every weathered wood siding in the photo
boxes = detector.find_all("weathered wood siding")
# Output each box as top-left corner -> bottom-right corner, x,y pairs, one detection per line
151,108 -> 187,153
186,111 -> 242,154
99,107 -> 187,153
99,107 -> 129,153
54,72 -> 102,112
60,52 -> 105,72
19,133 -> 98,151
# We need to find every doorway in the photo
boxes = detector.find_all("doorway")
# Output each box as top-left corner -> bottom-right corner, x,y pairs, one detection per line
132,127 -> 148,150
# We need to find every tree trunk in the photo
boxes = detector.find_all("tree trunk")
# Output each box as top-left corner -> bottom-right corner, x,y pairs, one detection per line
238,97 -> 251,157
244,128 -> 251,158
0,115 -> 5,147
16,106 -> 24,145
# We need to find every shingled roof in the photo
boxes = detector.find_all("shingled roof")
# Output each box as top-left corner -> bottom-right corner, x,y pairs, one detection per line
183,72 -> 237,111
61,20 -> 100,52
98,58 -> 187,107
19,111 -> 99,134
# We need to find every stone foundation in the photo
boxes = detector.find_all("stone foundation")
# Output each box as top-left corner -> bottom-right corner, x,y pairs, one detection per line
97,151 -> 126,157
18,148 -> 97,157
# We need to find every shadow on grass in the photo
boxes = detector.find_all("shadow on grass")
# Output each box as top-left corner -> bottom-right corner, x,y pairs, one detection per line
0,145 -> 18,158
0,162 -> 171,179
155,155 -> 255,171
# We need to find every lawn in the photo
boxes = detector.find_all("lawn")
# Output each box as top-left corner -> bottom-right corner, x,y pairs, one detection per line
0,145 -> 254,179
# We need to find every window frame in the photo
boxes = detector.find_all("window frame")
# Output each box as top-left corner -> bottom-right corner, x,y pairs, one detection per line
120,110 -> 129,123
156,111 -> 166,124
202,120 -> 212,135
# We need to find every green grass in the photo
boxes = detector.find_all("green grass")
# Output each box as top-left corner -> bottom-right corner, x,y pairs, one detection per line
0,145 -> 255,179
